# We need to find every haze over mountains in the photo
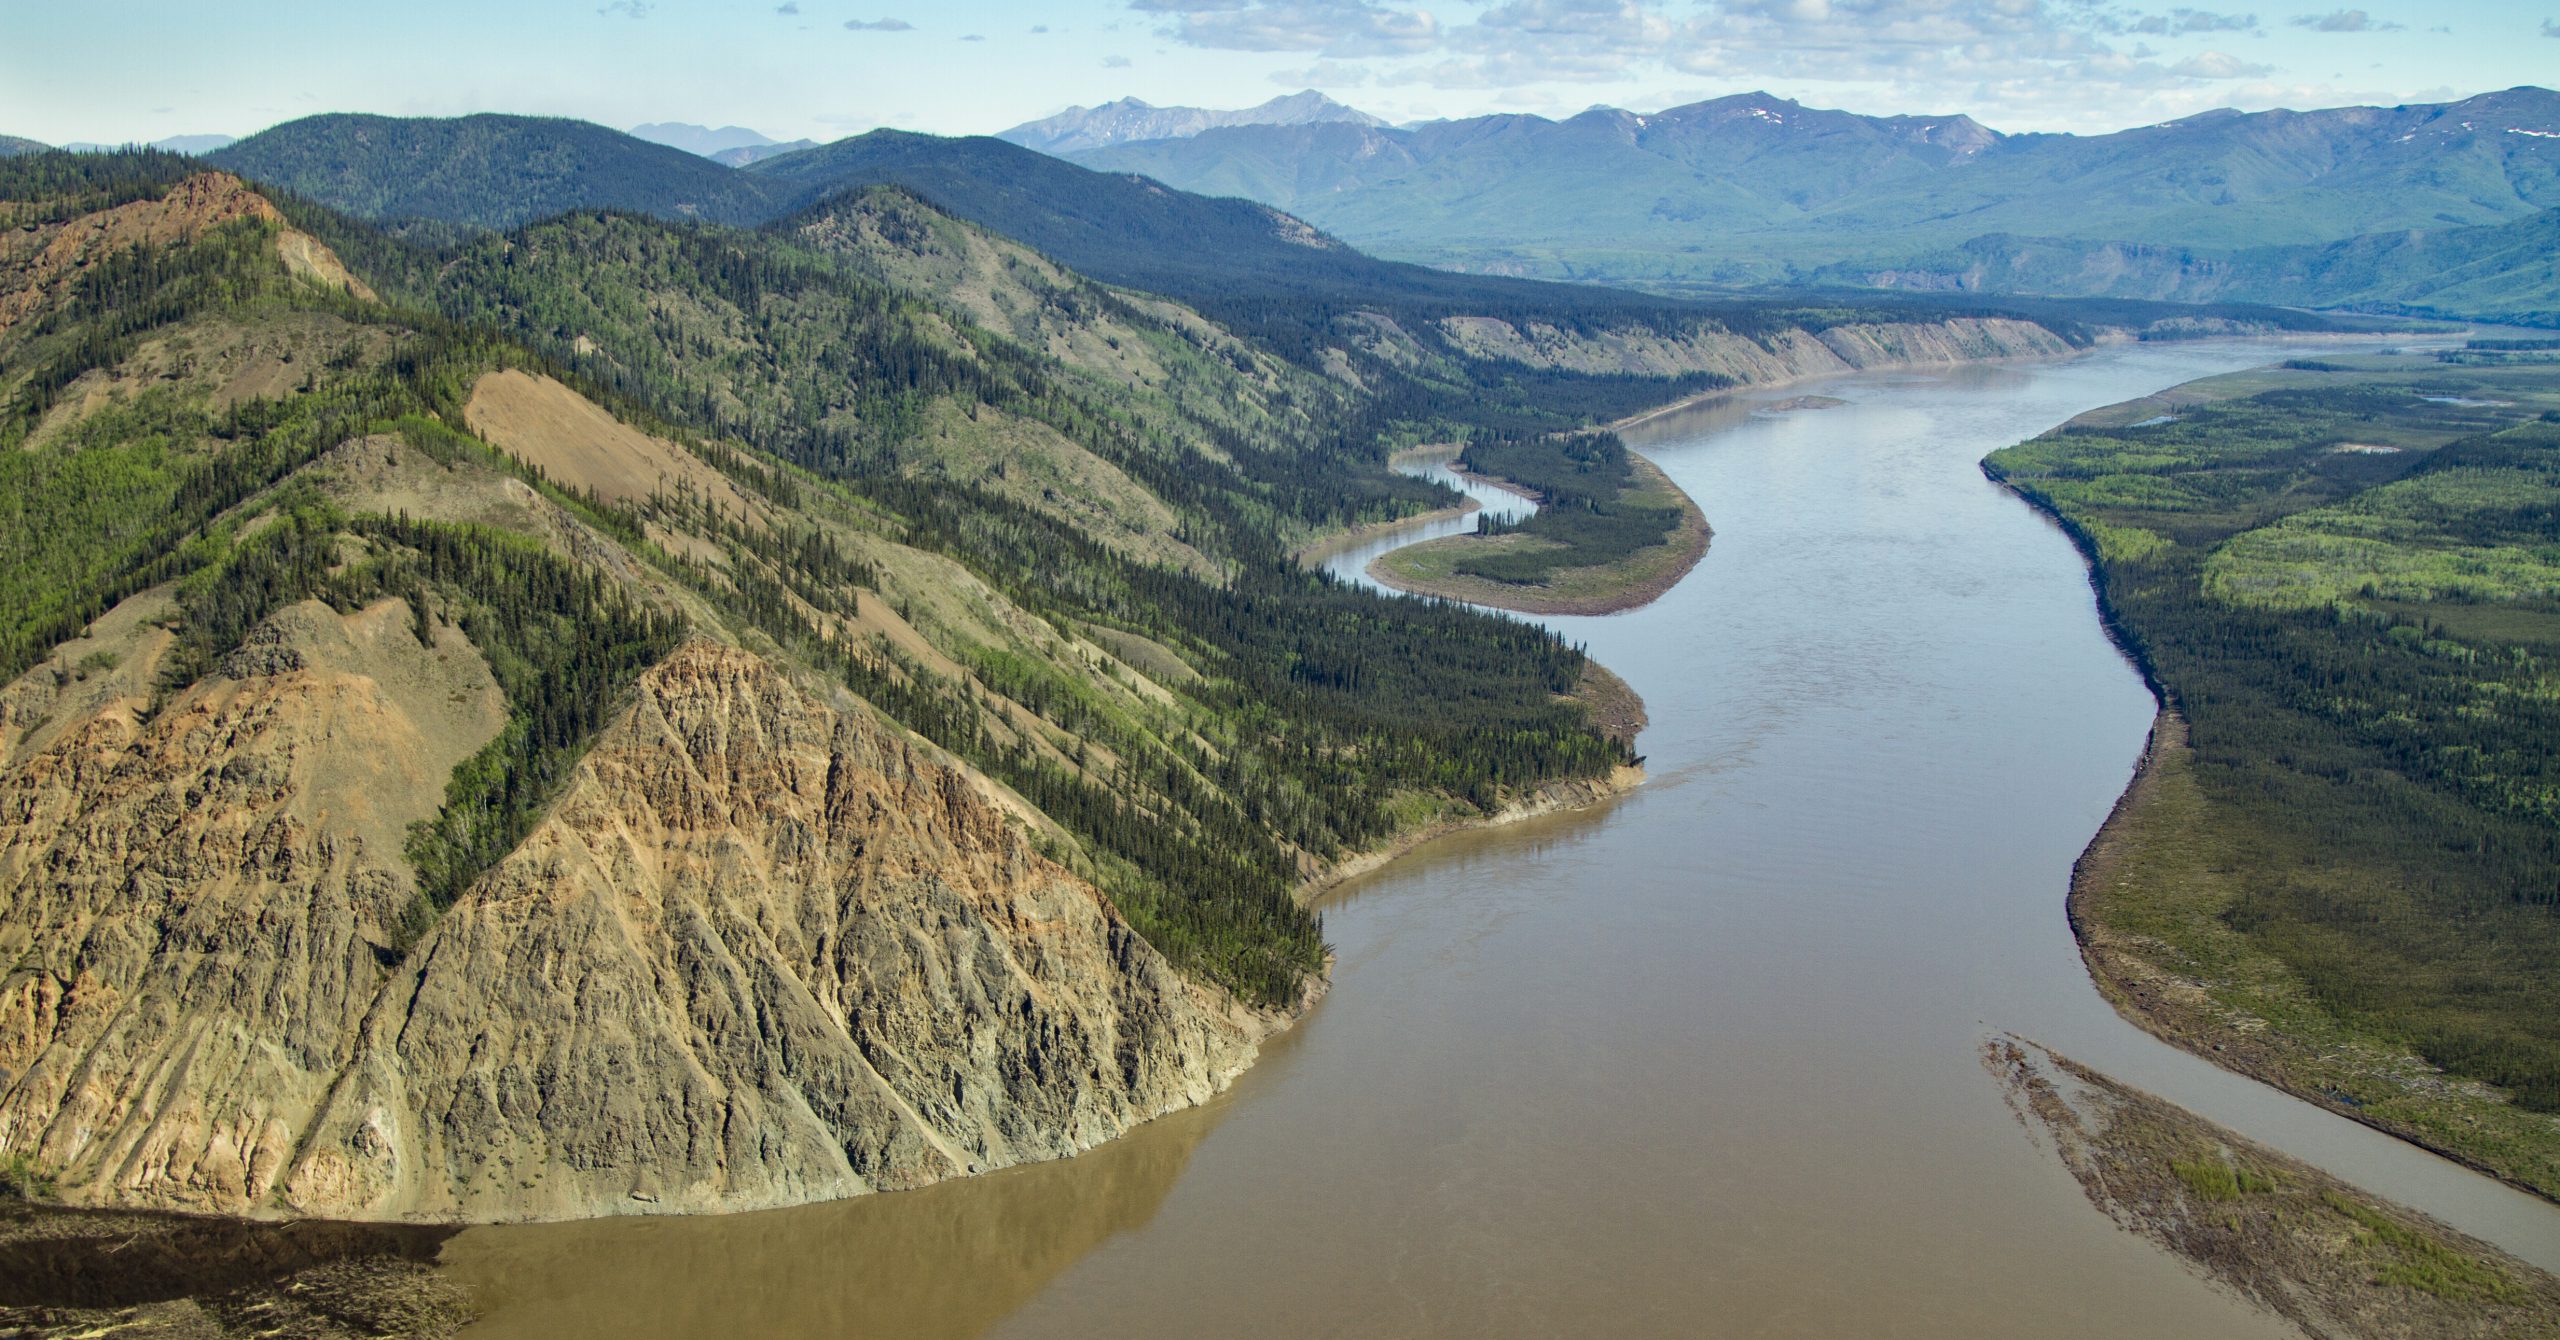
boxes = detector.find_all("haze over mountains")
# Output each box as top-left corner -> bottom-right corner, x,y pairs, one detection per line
629,121 -> 817,166
20,82 -> 2557,324
996,91 -> 1384,155
1053,86 -> 2560,324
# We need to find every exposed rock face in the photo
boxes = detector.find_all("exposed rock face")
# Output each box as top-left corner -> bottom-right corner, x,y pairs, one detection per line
1432,315 -> 2074,382
0,173 -> 285,336
0,620 -> 1267,1221
0,599 -> 506,1216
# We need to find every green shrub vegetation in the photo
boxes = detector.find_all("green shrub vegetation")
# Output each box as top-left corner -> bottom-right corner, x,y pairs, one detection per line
2171,1155 -> 2281,1201
1986,359 -> 2560,1165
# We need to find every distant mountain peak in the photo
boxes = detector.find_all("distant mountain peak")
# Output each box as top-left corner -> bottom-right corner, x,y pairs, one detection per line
630,122 -> 783,157
996,90 -> 1385,156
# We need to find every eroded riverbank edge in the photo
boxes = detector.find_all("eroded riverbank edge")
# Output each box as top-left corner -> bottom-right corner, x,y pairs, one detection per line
1296,660 -> 1647,906
1987,1036 -> 2560,1339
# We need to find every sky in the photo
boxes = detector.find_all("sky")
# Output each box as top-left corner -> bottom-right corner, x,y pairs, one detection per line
4,0 -> 2554,147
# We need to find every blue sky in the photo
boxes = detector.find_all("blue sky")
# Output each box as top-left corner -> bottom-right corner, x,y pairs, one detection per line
6,0 -> 2553,146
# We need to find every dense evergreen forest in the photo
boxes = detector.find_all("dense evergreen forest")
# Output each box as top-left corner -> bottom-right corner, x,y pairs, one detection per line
210,114 -> 774,230
0,150 -> 1656,1008
1455,432 -> 1687,586
1987,354 -> 2560,1191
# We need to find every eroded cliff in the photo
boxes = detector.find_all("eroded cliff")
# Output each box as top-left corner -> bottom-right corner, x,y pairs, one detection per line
1432,314 -> 2074,382
0,620 -> 1268,1221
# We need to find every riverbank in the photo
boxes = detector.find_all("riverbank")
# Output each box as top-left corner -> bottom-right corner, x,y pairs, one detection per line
1987,1036 -> 2560,1339
1604,338 -> 2075,433
1988,352 -> 2560,1206
1367,452 -> 1711,616
1294,761 -> 1645,909
1289,445 -> 1488,569
2067,714 -> 2560,1204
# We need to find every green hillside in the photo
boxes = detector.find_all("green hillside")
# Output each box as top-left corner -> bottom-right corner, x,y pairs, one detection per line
0,151 -> 1642,1008
1840,210 -> 2560,328
209,113 -> 777,229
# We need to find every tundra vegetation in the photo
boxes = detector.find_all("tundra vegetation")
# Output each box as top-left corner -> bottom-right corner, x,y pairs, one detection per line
1984,348 -> 2560,1198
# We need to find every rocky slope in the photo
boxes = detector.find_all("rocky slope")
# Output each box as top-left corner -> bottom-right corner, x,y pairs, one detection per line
0,619 -> 1269,1221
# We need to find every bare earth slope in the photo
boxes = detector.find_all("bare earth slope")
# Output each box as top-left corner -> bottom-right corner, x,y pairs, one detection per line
288,640 -> 1268,1221
0,628 -> 1266,1222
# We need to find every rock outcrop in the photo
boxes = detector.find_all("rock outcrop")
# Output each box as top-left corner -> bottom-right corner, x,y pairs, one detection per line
0,173 -> 284,336
0,617 -> 1268,1222
1432,314 -> 2075,382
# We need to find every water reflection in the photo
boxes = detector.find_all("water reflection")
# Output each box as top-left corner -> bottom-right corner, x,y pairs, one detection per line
444,1093 -> 1220,1340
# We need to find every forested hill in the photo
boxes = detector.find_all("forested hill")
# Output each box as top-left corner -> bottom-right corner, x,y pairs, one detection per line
0,151 -> 1655,1219
1819,208 -> 2560,331
209,113 -> 775,229
748,130 -> 1658,310
192,111 -> 2366,373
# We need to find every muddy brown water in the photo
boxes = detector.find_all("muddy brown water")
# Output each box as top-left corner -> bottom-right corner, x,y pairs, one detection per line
445,342 -> 2560,1338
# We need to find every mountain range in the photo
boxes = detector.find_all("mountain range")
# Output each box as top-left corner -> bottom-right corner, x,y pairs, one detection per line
194,112 -> 2356,349
22,86 -> 2557,323
10,133 -> 238,155
1059,87 -> 2560,323
995,90 -> 1382,156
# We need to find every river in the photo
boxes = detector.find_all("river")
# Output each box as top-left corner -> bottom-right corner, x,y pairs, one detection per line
443,340 -> 2560,1338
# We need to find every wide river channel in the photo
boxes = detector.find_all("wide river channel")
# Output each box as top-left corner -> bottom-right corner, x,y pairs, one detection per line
446,339 -> 2560,1337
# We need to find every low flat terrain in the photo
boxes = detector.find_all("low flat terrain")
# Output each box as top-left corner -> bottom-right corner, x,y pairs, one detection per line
1988,347 -> 2560,1201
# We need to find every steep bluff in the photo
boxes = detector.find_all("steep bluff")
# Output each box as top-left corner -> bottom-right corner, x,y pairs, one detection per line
1432,314 -> 2075,382
0,617 -> 1268,1221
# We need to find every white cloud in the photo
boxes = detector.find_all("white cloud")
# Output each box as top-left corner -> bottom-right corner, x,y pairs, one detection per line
2289,9 -> 2403,32
1134,1 -> 1442,57
2169,49 -> 2273,76
845,17 -> 915,31
2120,7 -> 2259,36
597,0 -> 652,16
1129,0 -> 2331,122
